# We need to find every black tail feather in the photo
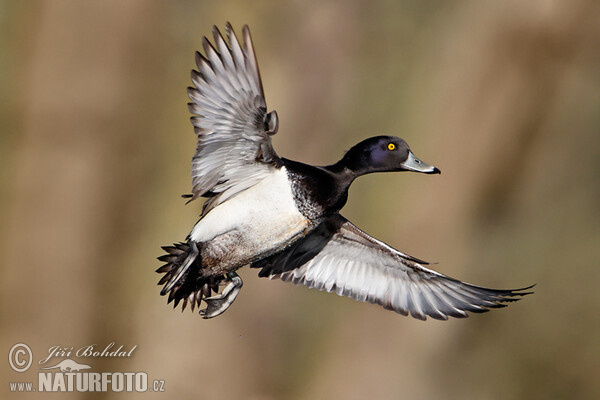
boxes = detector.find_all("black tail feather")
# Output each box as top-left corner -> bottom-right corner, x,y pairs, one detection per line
156,241 -> 226,312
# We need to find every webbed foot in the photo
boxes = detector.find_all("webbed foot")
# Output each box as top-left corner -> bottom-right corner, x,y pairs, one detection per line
199,272 -> 243,319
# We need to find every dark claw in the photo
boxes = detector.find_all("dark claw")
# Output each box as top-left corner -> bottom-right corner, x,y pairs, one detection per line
199,274 -> 243,319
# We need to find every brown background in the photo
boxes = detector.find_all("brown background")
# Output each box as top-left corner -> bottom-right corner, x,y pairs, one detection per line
1,1 -> 599,399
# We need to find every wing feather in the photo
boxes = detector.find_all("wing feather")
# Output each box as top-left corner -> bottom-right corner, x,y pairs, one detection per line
252,214 -> 533,320
187,23 -> 280,209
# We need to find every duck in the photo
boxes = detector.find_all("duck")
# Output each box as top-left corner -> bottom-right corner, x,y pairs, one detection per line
157,23 -> 532,320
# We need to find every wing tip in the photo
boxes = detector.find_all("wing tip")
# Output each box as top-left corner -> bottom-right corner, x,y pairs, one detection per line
242,24 -> 250,37
194,50 -> 209,68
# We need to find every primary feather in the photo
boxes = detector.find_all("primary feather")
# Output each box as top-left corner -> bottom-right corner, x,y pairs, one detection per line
187,23 -> 280,212
252,214 -> 533,320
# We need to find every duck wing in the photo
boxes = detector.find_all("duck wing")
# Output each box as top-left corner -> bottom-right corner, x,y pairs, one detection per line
252,214 -> 533,320
187,23 -> 280,209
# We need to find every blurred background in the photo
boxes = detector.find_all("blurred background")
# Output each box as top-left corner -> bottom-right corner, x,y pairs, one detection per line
1,1 -> 599,399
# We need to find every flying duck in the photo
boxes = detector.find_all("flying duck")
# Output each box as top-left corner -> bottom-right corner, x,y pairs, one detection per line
157,23 -> 532,320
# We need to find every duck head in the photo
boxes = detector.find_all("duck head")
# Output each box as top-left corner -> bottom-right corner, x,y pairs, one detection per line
338,136 -> 440,176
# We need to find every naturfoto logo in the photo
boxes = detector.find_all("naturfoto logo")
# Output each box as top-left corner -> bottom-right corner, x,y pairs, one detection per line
8,342 -> 165,394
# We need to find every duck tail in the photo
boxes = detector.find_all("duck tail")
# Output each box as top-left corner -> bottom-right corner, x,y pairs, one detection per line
156,241 -> 220,312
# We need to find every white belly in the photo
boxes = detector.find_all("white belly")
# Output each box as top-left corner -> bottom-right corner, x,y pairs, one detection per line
189,167 -> 310,261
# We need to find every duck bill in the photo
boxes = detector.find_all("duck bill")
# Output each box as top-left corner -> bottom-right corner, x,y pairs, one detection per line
401,151 -> 441,174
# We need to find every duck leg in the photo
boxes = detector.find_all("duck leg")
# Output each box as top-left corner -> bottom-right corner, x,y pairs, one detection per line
200,272 -> 243,319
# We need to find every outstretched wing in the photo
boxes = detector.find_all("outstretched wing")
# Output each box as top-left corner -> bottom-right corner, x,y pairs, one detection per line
187,23 -> 281,208
252,214 -> 533,320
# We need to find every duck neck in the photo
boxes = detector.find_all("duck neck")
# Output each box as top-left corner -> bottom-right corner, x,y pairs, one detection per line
330,145 -> 375,175
325,160 -> 361,192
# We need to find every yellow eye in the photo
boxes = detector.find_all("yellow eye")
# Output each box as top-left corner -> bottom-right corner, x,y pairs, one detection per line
388,143 -> 396,151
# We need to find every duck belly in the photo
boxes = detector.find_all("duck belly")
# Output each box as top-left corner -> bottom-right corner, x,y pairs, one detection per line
189,168 -> 312,273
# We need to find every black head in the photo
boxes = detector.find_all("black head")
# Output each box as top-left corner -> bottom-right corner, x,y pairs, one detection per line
340,136 -> 440,176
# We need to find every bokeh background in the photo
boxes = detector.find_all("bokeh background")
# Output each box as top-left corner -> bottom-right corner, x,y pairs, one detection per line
1,1 -> 599,399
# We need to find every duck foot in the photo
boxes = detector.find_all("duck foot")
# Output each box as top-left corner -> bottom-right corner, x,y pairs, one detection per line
200,272 -> 243,319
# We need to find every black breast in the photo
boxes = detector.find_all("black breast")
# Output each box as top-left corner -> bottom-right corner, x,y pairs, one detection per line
283,158 -> 350,220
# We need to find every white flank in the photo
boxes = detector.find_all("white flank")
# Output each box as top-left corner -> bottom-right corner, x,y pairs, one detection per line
190,167 -> 309,250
